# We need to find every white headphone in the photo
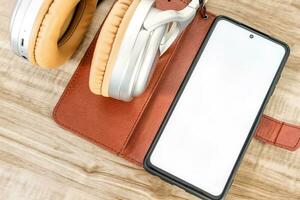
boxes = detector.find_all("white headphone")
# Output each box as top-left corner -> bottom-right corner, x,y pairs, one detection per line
89,0 -> 204,101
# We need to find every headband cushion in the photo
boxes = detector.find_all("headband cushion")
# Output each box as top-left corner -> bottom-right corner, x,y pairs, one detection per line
89,0 -> 140,96
30,0 -> 96,68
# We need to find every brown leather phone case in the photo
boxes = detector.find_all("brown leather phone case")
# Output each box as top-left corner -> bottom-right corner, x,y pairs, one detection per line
53,0 -> 299,167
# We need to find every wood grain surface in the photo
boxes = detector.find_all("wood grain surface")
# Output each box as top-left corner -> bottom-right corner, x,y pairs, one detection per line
0,0 -> 299,199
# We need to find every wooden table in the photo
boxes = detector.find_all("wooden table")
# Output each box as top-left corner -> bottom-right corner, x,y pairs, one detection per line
0,0 -> 299,199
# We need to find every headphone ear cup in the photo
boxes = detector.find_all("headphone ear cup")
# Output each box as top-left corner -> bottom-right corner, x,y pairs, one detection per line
89,0 -> 140,96
31,0 -> 97,68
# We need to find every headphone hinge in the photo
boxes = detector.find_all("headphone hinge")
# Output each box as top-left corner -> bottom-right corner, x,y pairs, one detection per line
198,0 -> 208,19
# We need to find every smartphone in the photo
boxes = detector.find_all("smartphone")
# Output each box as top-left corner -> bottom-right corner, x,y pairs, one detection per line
144,16 -> 289,200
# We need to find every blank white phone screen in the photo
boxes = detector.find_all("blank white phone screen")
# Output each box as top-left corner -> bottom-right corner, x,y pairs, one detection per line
149,18 -> 286,196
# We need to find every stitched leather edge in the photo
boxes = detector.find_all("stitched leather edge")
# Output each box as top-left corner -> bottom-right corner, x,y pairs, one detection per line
255,115 -> 300,151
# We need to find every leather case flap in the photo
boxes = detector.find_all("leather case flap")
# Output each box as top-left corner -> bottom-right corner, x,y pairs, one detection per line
53,0 -> 216,165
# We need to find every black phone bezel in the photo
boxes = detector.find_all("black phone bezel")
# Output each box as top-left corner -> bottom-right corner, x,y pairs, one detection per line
143,15 -> 290,200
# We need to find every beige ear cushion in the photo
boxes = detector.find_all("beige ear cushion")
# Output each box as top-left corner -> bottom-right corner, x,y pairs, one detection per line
59,8 -> 76,40
28,0 -> 97,68
89,0 -> 140,96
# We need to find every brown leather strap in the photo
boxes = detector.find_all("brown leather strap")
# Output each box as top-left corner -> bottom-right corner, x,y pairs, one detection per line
255,115 -> 300,151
